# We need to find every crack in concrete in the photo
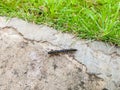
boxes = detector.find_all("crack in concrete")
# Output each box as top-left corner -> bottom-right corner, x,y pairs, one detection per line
1,26 -> 106,82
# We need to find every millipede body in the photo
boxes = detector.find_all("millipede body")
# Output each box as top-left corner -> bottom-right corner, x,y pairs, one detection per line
48,49 -> 77,54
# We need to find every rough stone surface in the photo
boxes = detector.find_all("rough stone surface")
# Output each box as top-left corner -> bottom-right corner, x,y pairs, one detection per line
0,17 -> 120,90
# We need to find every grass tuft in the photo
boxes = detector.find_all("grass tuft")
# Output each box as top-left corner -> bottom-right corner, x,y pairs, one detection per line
0,0 -> 120,45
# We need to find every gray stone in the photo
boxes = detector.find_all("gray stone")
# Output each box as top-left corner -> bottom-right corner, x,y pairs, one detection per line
0,17 -> 120,90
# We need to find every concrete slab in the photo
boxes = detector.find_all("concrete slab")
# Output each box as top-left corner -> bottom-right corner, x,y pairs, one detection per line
0,17 -> 120,90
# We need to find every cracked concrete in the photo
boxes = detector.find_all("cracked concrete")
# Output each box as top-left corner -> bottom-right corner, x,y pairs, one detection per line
0,17 -> 120,90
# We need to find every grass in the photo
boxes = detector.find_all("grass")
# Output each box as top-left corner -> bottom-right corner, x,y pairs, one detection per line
0,0 -> 120,45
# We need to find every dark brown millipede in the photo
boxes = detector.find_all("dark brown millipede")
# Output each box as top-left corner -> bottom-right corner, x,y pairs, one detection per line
48,49 -> 77,54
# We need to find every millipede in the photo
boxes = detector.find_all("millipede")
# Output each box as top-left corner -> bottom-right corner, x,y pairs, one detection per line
48,49 -> 77,54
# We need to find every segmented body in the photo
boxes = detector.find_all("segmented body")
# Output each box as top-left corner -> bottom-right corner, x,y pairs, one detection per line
48,49 -> 77,54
